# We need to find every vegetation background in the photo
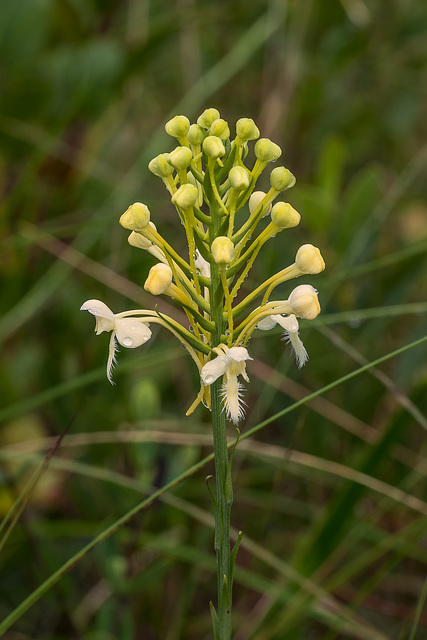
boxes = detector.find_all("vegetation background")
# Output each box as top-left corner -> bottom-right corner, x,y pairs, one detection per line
1,0 -> 427,638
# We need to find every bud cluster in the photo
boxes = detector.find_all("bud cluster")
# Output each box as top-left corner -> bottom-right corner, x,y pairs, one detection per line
81,108 -> 325,424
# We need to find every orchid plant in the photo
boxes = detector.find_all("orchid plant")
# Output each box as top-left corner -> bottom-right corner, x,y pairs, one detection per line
81,108 -> 325,639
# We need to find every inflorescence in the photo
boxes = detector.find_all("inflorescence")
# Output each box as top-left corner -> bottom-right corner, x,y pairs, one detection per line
81,108 -> 325,424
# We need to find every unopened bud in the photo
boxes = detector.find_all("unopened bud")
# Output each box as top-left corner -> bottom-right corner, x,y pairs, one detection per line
165,115 -> 190,140
236,118 -> 260,141
288,285 -> 320,320
254,138 -> 282,163
295,244 -> 325,274
249,191 -> 271,218
168,146 -> 193,171
119,202 -> 150,231
187,172 -> 203,207
203,136 -> 226,159
211,236 -> 235,266
228,166 -> 250,191
209,118 -> 230,140
171,183 -> 199,209
197,108 -> 220,129
144,263 -> 173,295
270,166 -> 296,191
188,124 -> 206,145
271,202 -> 300,229
148,153 -> 174,177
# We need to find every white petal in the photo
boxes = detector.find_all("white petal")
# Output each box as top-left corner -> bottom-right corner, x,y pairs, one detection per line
115,318 -> 152,348
195,250 -> 211,278
80,299 -> 115,320
257,315 -> 279,331
201,355 -> 227,385
106,333 -> 118,384
282,329 -> 308,368
221,376 -> 246,424
80,299 -> 115,334
275,313 -> 299,333
226,347 -> 252,362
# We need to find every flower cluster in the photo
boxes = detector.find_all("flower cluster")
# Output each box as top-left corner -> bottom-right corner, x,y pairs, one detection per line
81,108 -> 325,423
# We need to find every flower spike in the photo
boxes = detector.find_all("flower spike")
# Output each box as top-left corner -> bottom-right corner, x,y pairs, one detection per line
81,109 -> 324,420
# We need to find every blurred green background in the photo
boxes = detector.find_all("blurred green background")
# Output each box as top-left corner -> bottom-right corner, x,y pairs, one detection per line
1,0 -> 427,638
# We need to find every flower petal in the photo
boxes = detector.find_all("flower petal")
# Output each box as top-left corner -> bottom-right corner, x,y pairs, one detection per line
226,347 -> 252,362
115,318 -> 152,348
274,313 -> 299,333
80,299 -> 115,334
257,315 -> 279,331
201,355 -> 227,385
80,299 -> 115,319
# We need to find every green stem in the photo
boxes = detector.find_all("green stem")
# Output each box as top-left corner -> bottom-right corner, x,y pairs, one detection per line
209,203 -> 232,639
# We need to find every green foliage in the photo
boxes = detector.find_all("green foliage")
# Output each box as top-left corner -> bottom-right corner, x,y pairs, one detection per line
1,0 -> 427,638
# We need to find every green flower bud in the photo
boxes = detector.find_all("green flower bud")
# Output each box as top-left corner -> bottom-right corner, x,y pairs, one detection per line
167,146 -> 193,171
165,115 -> 190,140
188,124 -> 206,145
270,202 -> 300,229
288,285 -> 320,320
203,135 -> 226,159
148,153 -> 174,177
197,108 -> 220,129
249,191 -> 272,218
171,183 -> 199,209
228,166 -> 250,191
295,244 -> 325,274
254,138 -> 282,162
187,172 -> 203,207
209,118 -> 230,140
119,202 -> 150,231
236,117 -> 260,141
211,236 -> 235,266
144,263 -> 173,295
270,166 -> 296,191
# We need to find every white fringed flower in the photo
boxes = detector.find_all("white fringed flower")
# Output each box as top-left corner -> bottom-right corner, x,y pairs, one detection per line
81,300 -> 152,383
258,313 -> 308,368
201,346 -> 252,424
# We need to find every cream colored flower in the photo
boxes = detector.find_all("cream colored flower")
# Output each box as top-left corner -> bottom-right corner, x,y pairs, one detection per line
81,300 -> 152,383
258,313 -> 308,368
201,346 -> 252,424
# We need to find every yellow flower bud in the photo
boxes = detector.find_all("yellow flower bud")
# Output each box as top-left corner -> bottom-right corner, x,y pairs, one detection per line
119,202 -> 150,231
209,118 -> 230,140
228,166 -> 250,191
167,146 -> 193,171
148,153 -> 174,177
165,115 -> 190,140
144,263 -> 173,295
270,202 -> 300,229
295,244 -> 325,274
171,183 -> 199,209
254,138 -> 282,162
197,108 -> 220,129
211,236 -> 235,266
187,172 -> 203,207
203,135 -> 226,159
188,123 -> 206,145
236,117 -> 260,141
288,285 -> 320,320
249,191 -> 271,218
270,166 -> 296,191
